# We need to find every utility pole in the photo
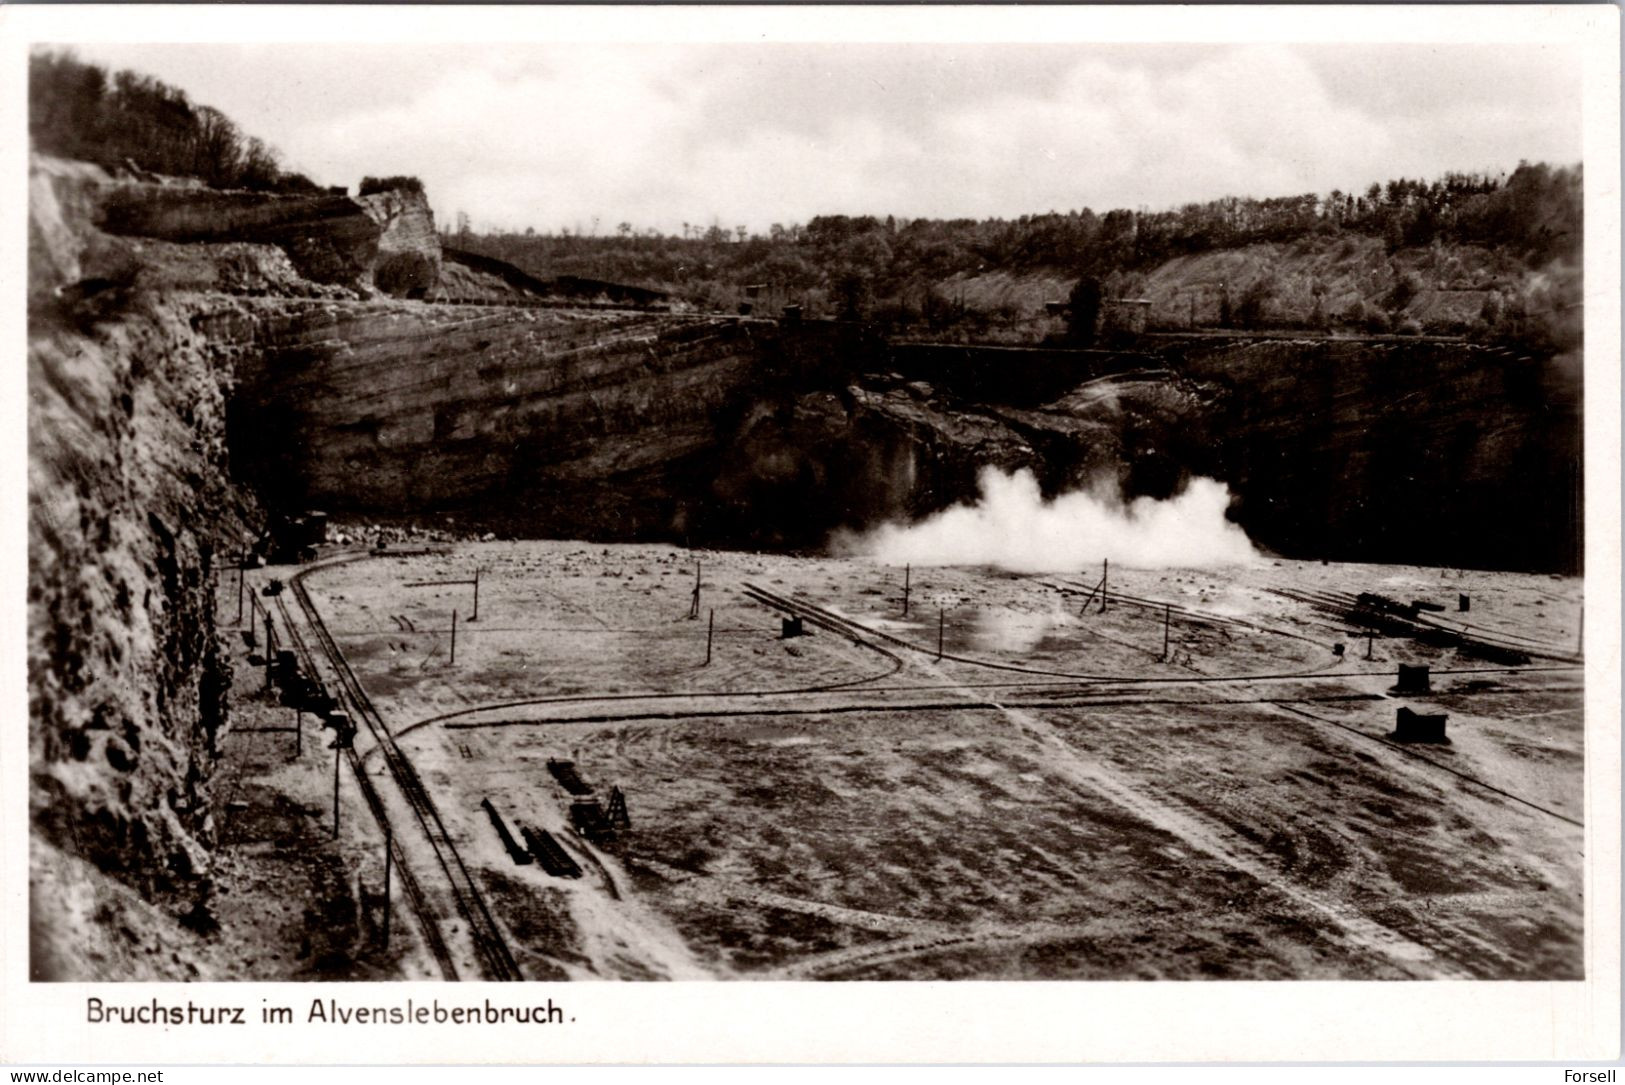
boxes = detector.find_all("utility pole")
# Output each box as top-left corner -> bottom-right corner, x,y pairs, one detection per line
1365,630 -> 1375,661
450,609 -> 458,665
705,608 -> 714,666
382,827 -> 393,949
332,745 -> 341,839
903,565 -> 911,617
1101,559 -> 1109,613
689,562 -> 702,620
470,568 -> 480,622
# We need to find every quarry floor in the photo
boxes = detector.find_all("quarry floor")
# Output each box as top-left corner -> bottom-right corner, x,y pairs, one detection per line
212,541 -> 1586,981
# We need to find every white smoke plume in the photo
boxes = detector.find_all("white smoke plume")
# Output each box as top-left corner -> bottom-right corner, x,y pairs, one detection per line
842,467 -> 1259,572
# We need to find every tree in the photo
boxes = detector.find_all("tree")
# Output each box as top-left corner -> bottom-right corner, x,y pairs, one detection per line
833,269 -> 873,322
191,105 -> 241,187
1233,276 -> 1275,329
239,136 -> 279,191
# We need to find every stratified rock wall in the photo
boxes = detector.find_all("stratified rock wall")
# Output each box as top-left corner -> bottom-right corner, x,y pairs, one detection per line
214,302 -> 785,537
29,292 -> 247,901
92,171 -> 441,295
1172,338 -> 1583,572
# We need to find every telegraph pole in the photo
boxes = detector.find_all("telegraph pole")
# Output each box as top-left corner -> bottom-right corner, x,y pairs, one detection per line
903,565 -> 911,617
332,745 -> 341,839
382,827 -> 393,949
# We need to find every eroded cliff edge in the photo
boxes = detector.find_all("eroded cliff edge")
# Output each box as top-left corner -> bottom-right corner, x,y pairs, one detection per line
25,156 -> 457,977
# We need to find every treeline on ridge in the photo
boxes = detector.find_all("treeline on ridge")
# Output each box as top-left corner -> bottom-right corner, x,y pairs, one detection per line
29,50 -> 328,196
449,161 -> 1580,337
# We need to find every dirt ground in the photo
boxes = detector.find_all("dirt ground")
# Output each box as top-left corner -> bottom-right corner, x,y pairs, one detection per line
224,540 -> 1584,981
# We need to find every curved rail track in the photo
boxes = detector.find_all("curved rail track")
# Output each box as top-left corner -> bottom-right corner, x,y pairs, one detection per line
280,554 -> 523,982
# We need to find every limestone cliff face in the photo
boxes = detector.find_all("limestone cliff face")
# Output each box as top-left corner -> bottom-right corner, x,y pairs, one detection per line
1170,337 -> 1583,572
213,302 -> 784,537
29,285 -> 245,903
356,188 -> 442,297
707,336 -> 1580,571
90,166 -> 441,296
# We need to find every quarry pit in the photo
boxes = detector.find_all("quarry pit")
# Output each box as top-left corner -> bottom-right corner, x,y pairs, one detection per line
206,540 -> 1583,982
24,151 -> 1589,987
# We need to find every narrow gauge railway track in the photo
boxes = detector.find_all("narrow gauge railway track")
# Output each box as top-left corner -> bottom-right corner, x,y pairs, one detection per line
285,557 -> 524,982
741,582 -> 1350,684
441,690 -> 1394,728
1039,577 -> 1330,647
1268,586 -> 1582,664
437,677 -> 1582,730
269,589 -> 460,981
383,661 -> 1580,745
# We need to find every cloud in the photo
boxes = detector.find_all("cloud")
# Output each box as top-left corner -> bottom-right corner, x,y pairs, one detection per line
64,41 -> 1582,233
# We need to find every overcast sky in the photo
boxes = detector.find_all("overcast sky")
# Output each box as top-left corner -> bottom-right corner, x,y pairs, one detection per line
63,41 -> 1581,235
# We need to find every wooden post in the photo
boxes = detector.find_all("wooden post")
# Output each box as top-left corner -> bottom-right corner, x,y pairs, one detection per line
1366,630 -> 1374,661
471,568 -> 480,622
382,827 -> 393,949
332,745 -> 341,839
705,608 -> 714,666
937,607 -> 945,661
689,562 -> 702,619
450,608 -> 458,665
1079,577 -> 1100,616
1101,559 -> 1108,613
1162,604 -> 1171,661
903,565 -> 911,617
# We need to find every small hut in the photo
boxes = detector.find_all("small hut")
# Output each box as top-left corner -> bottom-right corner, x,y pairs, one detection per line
1393,707 -> 1448,744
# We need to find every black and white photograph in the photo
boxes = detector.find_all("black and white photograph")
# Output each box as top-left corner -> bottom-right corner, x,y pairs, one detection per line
5,1 -> 1620,1067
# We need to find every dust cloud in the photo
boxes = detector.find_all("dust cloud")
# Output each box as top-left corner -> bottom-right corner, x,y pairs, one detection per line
841,467 -> 1259,572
